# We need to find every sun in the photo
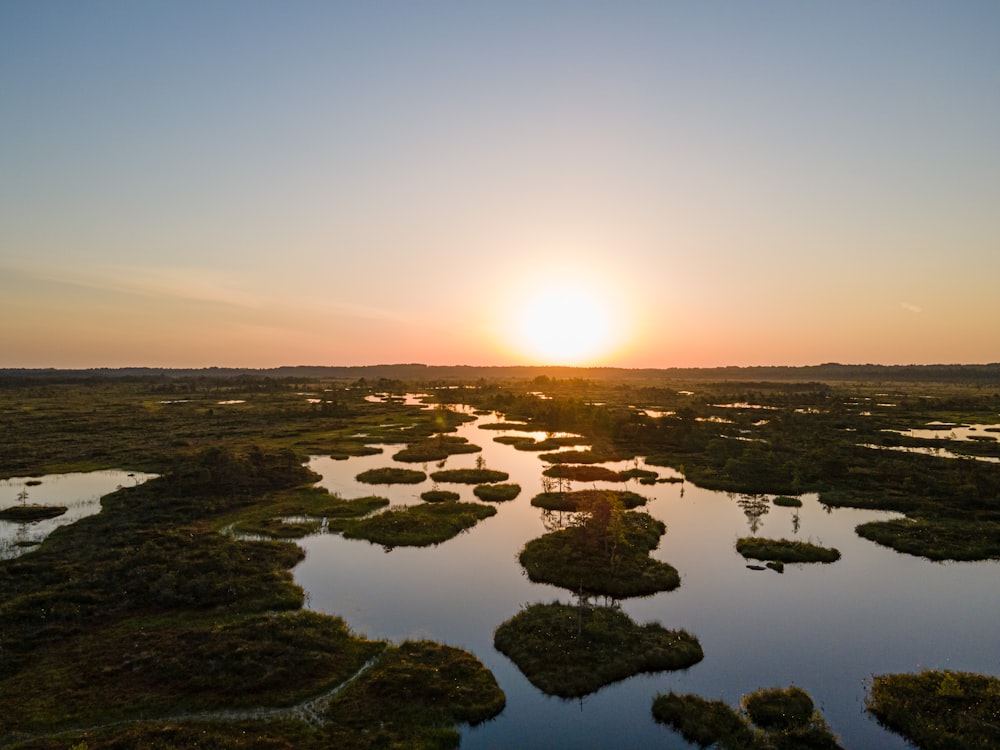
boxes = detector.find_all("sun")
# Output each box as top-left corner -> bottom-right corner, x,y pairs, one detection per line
506,278 -> 625,365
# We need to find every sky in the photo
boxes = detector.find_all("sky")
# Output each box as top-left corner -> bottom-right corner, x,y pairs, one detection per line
2,1 -> 998,369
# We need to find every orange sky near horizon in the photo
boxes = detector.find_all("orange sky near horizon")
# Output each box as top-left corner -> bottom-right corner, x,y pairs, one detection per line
2,3 -> 999,370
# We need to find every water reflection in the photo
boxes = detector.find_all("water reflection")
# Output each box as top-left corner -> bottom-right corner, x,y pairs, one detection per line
293,400 -> 1000,750
0,470 -> 156,559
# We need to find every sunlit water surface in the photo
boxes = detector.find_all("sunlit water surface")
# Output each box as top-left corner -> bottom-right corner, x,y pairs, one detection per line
294,404 -> 1000,749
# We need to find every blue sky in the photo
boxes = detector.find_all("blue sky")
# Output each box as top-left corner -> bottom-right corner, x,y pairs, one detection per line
2,1 -> 998,367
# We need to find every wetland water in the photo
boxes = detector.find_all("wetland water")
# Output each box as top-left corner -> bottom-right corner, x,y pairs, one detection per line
294,404 -> 1000,749
0,470 -> 155,560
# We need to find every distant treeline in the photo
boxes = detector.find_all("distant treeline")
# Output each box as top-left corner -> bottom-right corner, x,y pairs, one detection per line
1,362 -> 999,385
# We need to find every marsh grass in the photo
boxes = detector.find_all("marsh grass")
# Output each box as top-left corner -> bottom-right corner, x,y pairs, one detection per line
518,511 -> 680,597
355,467 -> 426,485
867,670 -> 1000,750
472,483 -> 521,502
856,517 -> 1000,561
224,487 -> 388,538
420,489 -> 461,503
541,465 -> 624,482
0,505 -> 67,522
341,502 -> 496,548
539,449 -> 619,464
392,436 -> 481,463
429,468 -> 509,484
530,489 -> 647,512
324,640 -> 505,748
773,495 -> 803,507
493,435 -> 582,451
653,686 -> 843,749
494,603 -> 702,698
736,538 -> 841,564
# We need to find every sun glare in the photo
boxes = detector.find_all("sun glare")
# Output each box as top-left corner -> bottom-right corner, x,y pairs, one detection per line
507,279 -> 625,365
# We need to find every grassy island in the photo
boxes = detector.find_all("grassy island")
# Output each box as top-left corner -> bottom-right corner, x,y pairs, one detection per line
867,670 -> 1000,750
392,435 -> 482,463
539,448 -> 619,464
530,488 -> 647,512
736,537 -> 841,564
494,602 -> 702,698
342,501 -> 496,548
420,489 -> 461,503
492,435 -> 582,451
541,464 -> 624,482
355,467 -> 427,485
0,504 -> 68,522
429,468 -> 509,484
519,501 -> 680,597
653,686 -> 843,749
773,495 -> 803,507
473,483 -> 521,502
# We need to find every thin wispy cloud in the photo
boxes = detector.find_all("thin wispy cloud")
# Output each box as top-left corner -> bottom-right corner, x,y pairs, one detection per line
901,302 -> 923,314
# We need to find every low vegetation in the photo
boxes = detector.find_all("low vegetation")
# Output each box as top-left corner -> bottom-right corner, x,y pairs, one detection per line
653,686 -> 843,749
473,483 -> 521,502
392,435 -> 481,463
856,517 -> 1000,561
530,488 -> 647,512
539,448 -> 619,464
519,497 -> 680,597
0,504 -> 67,522
541,464 -> 624,482
324,640 -> 506,748
867,670 -> 1000,750
773,495 -> 803,507
223,487 -> 388,538
355,467 -> 427,485
342,501 -> 496,548
0,444 -> 504,746
736,537 -> 841,564
429,468 -> 509,484
420,489 -> 461,503
494,602 -> 702,698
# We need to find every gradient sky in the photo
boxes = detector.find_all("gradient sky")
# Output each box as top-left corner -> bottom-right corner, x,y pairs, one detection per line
2,1 -> 998,368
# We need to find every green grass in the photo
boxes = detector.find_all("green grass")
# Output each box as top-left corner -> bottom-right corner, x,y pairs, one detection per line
856,517 -> 1000,561
736,537 -> 841,563
355,467 -> 427,485
473,483 -> 521,502
342,502 -> 496,548
867,670 -> 1000,750
743,686 -> 815,730
494,603 -> 702,698
429,468 -> 509,484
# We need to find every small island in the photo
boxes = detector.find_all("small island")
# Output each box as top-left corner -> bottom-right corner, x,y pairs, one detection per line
653,686 -> 843,749
736,537 -> 841,564
494,602 -> 702,698
0,505 -> 68,522
519,496 -> 680,597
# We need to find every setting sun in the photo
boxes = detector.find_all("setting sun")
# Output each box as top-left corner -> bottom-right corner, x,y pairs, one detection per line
504,277 -> 628,365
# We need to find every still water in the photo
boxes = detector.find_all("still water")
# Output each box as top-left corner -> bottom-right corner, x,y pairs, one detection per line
0,470 -> 155,559
295,404 -> 1000,749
